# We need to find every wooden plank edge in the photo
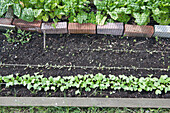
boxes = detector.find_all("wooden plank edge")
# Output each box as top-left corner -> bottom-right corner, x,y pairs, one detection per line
0,97 -> 169,108
0,24 -> 15,31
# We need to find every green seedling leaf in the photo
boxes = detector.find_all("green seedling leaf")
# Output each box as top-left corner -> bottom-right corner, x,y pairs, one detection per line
37,87 -> 42,91
109,75 -> 116,80
75,89 -> 80,95
6,82 -> 13,87
60,86 -> 65,92
155,90 -> 162,95
85,87 -> 91,92
27,83 -> 32,90
51,86 -> 56,91
44,86 -> 49,91
14,80 -> 19,85
33,83 -> 39,89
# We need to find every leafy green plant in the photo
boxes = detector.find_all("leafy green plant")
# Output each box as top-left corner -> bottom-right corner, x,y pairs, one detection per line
0,0 -> 170,25
0,73 -> 169,95
3,29 -> 32,45
152,7 -> 170,25
94,0 -> 131,25
62,0 -> 93,24
0,0 -> 21,17
96,11 -> 107,25
94,0 -> 170,25
20,8 -> 34,22
2,29 -> 13,42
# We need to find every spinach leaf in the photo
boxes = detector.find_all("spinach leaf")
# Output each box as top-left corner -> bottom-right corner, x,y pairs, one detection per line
20,8 -> 34,22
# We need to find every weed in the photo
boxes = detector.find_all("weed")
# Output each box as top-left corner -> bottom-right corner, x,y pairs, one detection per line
3,29 -> 32,45
155,36 -> 159,42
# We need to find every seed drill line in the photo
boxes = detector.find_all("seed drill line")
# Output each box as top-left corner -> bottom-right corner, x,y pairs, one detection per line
0,63 -> 169,71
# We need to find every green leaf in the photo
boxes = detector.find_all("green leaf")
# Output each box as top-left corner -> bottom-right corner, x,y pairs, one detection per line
33,83 -> 39,89
14,80 -> 19,85
87,12 -> 96,24
109,75 -> 116,80
51,3 -> 58,9
6,82 -> 13,87
44,86 -> 49,91
164,87 -> 168,93
37,87 -> 42,91
0,3 -> 8,17
60,86 -> 65,92
153,14 -> 170,25
152,8 -> 161,15
13,4 -> 21,17
29,0 -> 38,4
96,11 -> 107,25
133,10 -> 150,25
53,18 -> 58,24
51,86 -> 56,90
85,87 -> 91,92
42,14 -> 49,22
20,8 -> 34,22
114,7 -> 131,14
27,83 -> 32,90
40,0 -> 44,3
77,11 -> 87,24
155,90 -> 162,95
34,9 -> 43,18
49,12 -> 55,19
108,11 -> 118,20
91,84 -> 99,88
75,89 -> 80,95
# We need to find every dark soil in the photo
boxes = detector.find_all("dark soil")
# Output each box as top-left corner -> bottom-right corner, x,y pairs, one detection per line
0,31 -> 170,98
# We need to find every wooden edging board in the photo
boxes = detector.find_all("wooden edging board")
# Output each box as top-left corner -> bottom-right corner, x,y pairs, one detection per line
0,97 -> 170,108
0,24 -> 15,31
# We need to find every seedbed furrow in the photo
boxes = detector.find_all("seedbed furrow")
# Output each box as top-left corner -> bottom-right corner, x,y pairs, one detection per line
0,66 -> 169,78
1,43 -> 169,69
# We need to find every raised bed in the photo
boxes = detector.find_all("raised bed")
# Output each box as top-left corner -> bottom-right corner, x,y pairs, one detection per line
0,32 -> 169,100
0,0 -> 170,108
0,31 -> 170,108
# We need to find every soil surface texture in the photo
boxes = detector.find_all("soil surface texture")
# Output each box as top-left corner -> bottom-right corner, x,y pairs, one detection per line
0,31 -> 169,98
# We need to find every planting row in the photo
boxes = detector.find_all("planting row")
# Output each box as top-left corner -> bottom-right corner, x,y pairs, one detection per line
0,0 -> 170,26
0,73 -> 169,95
0,18 -> 170,38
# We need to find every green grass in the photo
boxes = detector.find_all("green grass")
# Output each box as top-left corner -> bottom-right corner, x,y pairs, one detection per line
0,107 -> 170,113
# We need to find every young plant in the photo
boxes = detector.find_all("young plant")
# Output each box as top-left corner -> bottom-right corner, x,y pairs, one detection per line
3,29 -> 32,45
1,73 -> 169,95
